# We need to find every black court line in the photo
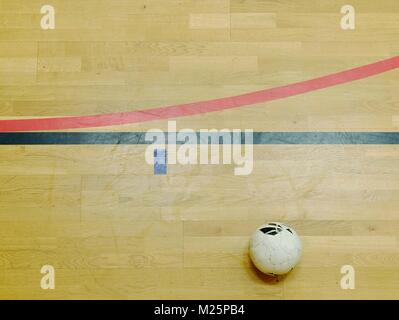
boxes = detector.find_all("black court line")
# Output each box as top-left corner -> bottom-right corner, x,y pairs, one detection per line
0,132 -> 399,145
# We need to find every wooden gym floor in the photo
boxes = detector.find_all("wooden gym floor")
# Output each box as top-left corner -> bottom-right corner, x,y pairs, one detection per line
1,0 -> 399,299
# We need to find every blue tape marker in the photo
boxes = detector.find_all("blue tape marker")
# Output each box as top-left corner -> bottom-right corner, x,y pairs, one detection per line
154,149 -> 167,175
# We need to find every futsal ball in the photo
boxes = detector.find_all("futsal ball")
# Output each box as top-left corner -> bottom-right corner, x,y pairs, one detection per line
249,222 -> 301,276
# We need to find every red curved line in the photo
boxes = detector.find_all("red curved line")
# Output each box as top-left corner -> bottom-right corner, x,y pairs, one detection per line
1,56 -> 399,132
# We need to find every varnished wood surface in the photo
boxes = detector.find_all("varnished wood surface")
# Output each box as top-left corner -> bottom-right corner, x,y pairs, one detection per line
0,0 -> 399,299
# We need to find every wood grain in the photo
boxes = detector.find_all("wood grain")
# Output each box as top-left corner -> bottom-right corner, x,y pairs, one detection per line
0,0 -> 398,299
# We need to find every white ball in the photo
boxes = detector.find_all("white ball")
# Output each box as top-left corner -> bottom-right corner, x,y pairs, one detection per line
249,222 -> 301,276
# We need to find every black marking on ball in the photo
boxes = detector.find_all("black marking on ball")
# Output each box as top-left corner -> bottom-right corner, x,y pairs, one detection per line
260,227 -> 275,234
260,225 -> 284,236
287,228 -> 293,234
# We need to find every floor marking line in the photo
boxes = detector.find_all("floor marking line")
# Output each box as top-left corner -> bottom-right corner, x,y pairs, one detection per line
0,56 -> 398,132
1,132 -> 399,145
